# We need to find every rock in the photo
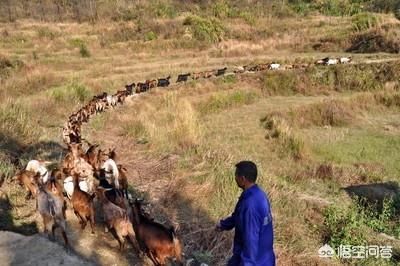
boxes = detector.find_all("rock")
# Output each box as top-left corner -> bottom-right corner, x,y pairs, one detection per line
0,231 -> 93,266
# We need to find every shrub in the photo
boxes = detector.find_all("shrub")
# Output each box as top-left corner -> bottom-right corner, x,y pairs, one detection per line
69,38 -> 85,48
144,31 -> 157,41
183,15 -> 225,43
352,12 -> 379,32
212,1 -> 230,18
323,203 -> 366,248
79,44 -> 91,57
323,196 -> 399,250
153,3 -> 177,18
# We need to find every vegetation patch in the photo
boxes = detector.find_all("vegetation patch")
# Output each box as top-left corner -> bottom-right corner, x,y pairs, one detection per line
348,24 -> 400,53
351,12 -> 379,32
183,15 -> 225,43
36,27 -> 59,40
197,90 -> 258,115
261,114 -> 306,160
51,82 -> 92,104
323,196 -> 400,251
0,101 -> 41,145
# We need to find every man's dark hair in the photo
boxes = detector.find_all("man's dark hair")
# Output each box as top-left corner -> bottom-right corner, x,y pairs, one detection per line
235,161 -> 257,183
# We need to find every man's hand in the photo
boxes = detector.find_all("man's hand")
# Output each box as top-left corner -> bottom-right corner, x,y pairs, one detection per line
215,222 -> 223,232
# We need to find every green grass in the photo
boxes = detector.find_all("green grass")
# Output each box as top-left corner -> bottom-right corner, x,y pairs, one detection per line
122,120 -> 149,140
323,196 -> 400,259
198,90 -> 258,115
183,15 -> 225,43
50,82 -> 92,104
0,101 -> 42,144
312,129 -> 400,177
0,159 -> 15,180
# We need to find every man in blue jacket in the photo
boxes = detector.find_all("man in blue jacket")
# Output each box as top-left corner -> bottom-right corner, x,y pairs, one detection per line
216,161 -> 275,266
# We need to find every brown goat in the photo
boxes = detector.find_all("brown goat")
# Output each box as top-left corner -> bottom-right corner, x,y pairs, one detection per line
147,79 -> 158,89
96,187 -> 139,251
71,174 -> 95,234
13,170 -> 40,200
117,165 -> 129,199
130,200 -> 183,266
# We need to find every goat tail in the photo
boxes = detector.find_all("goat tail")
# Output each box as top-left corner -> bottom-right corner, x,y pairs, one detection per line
169,227 -> 183,264
89,193 -> 96,201
173,235 -> 183,265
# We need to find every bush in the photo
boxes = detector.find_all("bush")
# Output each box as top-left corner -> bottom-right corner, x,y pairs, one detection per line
212,1 -> 230,18
352,12 -> 379,32
183,15 -> 225,43
79,44 -> 91,57
69,38 -> 85,48
153,3 -> 177,18
144,31 -> 157,41
323,203 -> 367,248
323,196 -> 400,251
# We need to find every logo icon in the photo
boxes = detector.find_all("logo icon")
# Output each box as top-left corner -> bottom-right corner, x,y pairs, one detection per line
319,244 -> 335,258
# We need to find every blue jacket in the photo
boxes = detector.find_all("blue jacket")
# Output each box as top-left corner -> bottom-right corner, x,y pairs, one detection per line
220,184 -> 275,266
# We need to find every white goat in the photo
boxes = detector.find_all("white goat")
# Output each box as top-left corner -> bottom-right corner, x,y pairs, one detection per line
25,160 -> 50,183
269,63 -> 280,70
325,58 -> 338,66
101,159 -> 120,189
106,95 -> 118,107
339,56 -> 352,64
63,176 -> 89,199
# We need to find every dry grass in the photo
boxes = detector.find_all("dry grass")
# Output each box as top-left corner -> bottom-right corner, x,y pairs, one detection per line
0,14 -> 400,266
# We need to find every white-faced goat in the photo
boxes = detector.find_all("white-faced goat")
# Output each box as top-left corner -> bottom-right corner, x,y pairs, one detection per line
63,176 -> 89,199
101,158 -> 120,189
25,160 -> 50,183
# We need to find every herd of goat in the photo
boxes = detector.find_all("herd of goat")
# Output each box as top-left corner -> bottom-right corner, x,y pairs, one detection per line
10,56 -> 352,266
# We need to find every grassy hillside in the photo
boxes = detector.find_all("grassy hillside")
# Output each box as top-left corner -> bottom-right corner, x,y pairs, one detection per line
1,1 -> 400,265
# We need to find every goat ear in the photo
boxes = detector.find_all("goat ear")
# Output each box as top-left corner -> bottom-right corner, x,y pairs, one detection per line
51,183 -> 57,193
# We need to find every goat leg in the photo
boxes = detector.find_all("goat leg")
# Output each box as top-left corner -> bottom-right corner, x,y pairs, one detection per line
74,210 -> 84,224
25,190 -> 32,200
89,213 -> 95,234
147,251 -> 160,266
80,217 -> 87,230
61,230 -> 69,246
117,234 -> 125,251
